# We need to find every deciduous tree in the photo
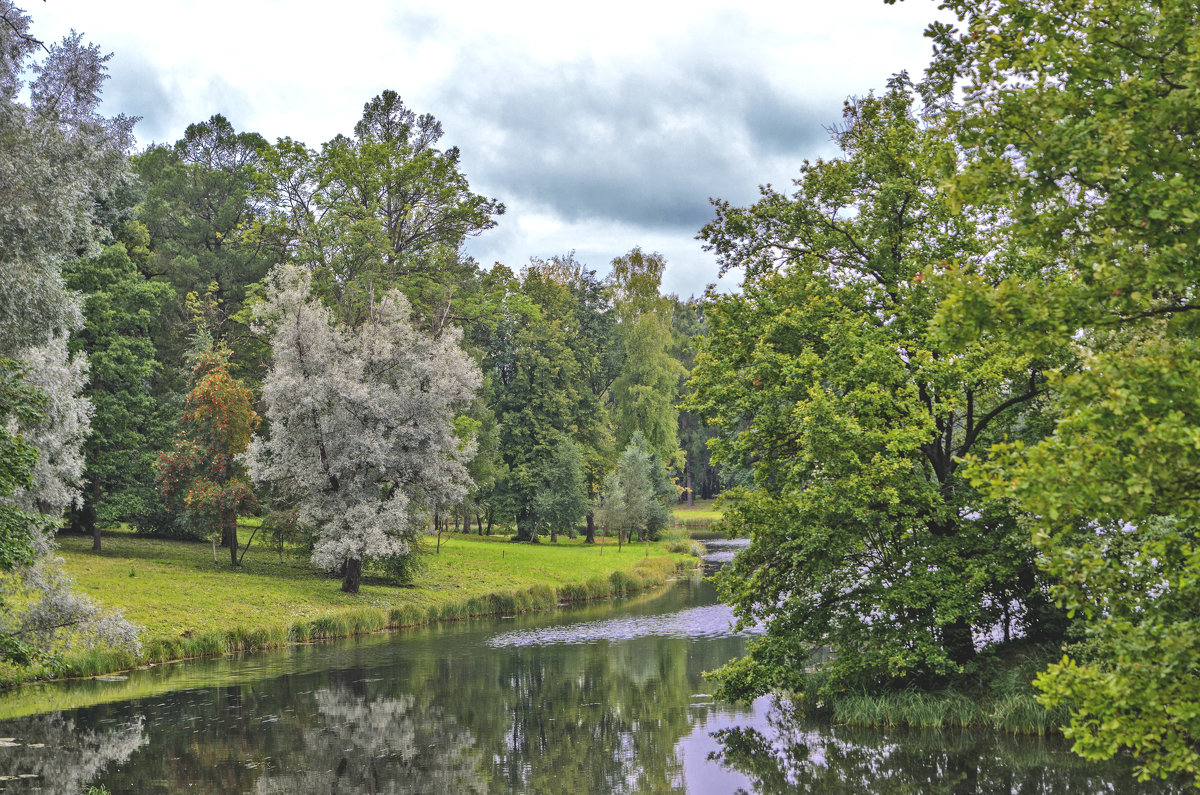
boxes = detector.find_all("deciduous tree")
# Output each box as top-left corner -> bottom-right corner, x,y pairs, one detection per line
689,79 -> 1064,699
918,0 -> 1200,781
246,266 -> 479,593
157,346 -> 259,566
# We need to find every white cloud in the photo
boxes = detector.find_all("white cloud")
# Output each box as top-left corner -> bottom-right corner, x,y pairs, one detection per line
29,0 -> 953,295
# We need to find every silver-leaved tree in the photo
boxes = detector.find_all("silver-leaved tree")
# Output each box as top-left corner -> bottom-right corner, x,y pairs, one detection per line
0,1 -> 141,667
246,265 -> 480,592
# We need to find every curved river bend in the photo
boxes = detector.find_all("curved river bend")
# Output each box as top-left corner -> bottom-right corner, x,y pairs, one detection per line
0,544 -> 1184,793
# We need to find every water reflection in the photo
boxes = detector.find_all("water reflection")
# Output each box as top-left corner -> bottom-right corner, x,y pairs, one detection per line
0,555 -> 1179,794
0,712 -> 146,793
709,696 -> 1189,794
252,676 -> 485,794
488,603 -> 759,646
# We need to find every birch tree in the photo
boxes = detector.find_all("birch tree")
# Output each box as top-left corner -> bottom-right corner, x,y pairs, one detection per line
247,265 -> 480,592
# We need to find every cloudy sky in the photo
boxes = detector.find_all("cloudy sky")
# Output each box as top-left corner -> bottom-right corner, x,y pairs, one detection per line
32,1 -> 949,297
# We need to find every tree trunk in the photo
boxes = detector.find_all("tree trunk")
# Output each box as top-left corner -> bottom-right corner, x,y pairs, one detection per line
514,516 -> 534,543
341,556 -> 363,593
686,469 -> 694,508
550,526 -> 558,543
476,513 -> 484,535
225,511 -> 239,566
943,618 -> 975,665
89,477 -> 101,551
585,511 -> 596,544
485,510 -> 494,535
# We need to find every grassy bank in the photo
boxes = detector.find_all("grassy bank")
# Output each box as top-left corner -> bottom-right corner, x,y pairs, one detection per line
671,498 -> 725,538
795,645 -> 1070,735
3,528 -> 696,689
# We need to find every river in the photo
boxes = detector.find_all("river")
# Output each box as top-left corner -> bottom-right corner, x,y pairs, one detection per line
0,542 -> 1186,793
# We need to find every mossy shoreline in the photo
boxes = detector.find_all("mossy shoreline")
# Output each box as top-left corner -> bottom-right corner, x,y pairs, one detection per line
2,529 -> 698,694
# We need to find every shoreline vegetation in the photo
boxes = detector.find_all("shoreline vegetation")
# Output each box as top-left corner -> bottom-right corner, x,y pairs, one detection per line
789,644 -> 1072,737
0,525 -> 699,693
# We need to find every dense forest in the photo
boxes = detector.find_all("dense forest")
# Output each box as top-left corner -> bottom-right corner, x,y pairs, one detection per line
3,0 -> 1200,785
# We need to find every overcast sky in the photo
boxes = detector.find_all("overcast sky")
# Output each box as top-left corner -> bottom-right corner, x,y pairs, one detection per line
32,1 -> 949,297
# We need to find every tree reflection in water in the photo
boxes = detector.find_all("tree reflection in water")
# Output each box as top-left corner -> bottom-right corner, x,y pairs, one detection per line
709,696 -> 1191,794
252,677 -> 485,794
0,712 -> 146,793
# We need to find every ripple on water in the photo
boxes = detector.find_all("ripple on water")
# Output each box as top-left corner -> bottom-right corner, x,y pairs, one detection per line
487,603 -> 760,647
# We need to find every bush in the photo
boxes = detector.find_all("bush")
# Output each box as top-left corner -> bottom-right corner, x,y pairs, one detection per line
376,547 -> 427,585
260,508 -> 314,560
132,507 -> 202,540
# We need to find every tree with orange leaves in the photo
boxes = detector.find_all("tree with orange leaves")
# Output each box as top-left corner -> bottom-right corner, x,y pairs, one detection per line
157,347 -> 259,566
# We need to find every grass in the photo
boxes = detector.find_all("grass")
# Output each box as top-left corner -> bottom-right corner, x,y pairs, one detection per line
671,498 -> 723,521
671,498 -> 726,538
828,689 -> 1065,735
796,644 -> 1072,735
0,526 -> 696,691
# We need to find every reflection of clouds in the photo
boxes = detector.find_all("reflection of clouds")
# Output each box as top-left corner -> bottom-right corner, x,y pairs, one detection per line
489,603 -> 760,648
709,696 -> 1191,794
254,685 -> 485,795
0,713 -> 146,794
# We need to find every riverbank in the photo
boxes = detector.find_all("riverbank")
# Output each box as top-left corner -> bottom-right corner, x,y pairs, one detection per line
2,529 -> 698,689
788,644 -> 1071,735
672,498 -> 725,538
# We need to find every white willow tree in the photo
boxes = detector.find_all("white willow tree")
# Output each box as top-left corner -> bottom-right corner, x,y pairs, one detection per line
247,265 -> 480,592
11,335 -> 91,537
0,2 -> 141,666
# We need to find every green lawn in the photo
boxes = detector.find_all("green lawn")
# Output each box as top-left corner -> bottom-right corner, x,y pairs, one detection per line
56,528 -> 691,640
672,498 -> 723,521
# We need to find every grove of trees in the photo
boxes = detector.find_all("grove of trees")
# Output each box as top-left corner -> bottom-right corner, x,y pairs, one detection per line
2,0 -> 1198,783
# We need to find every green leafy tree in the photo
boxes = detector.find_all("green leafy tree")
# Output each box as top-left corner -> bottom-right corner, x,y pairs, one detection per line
609,249 -> 684,466
256,91 -> 503,326
594,433 -> 675,546
491,267 -> 584,541
156,347 -> 259,566
671,296 -> 727,504
0,0 -> 141,663
0,360 -> 45,571
64,244 -> 174,550
133,114 -> 271,370
530,435 -> 589,542
688,79 -> 1064,700
917,0 -> 1200,782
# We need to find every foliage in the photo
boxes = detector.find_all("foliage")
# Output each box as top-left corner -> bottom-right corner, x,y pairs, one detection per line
64,244 -> 174,544
156,346 -> 259,565
247,266 -> 479,592
917,0 -> 1200,782
0,1 -> 142,668
0,360 -> 45,570
133,114 -> 271,350
255,91 -> 503,325
529,435 -> 589,542
0,0 -> 135,358
688,79 -> 1065,699
609,248 -> 684,466
595,433 -> 677,544
490,266 -> 588,540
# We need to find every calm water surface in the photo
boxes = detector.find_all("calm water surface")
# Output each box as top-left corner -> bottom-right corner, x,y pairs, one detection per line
0,543 -> 1186,793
